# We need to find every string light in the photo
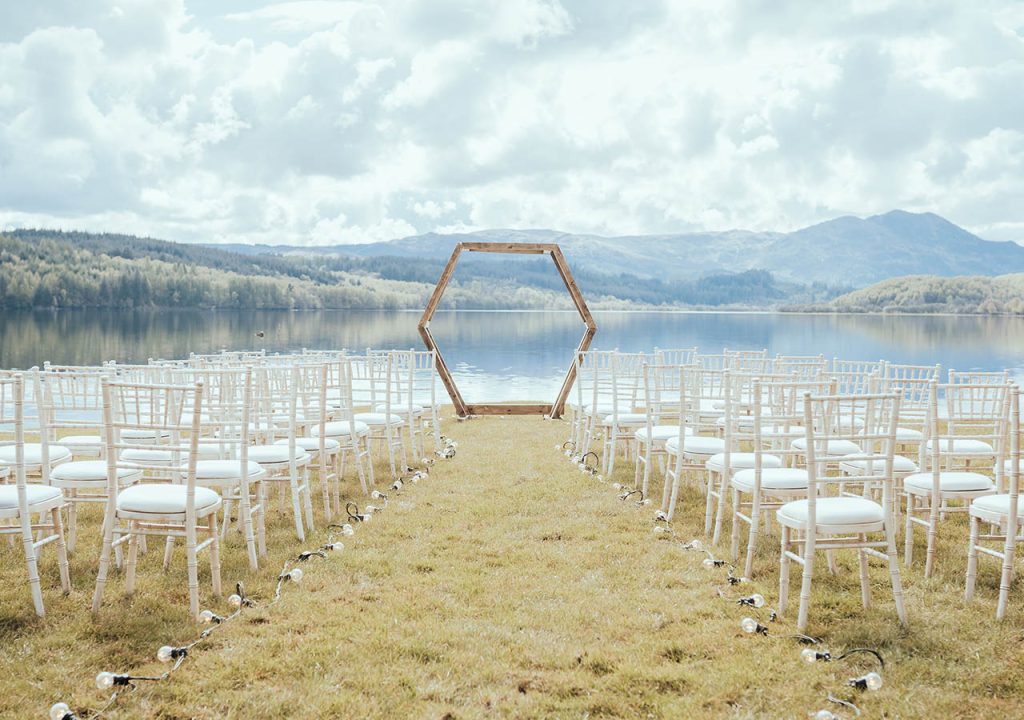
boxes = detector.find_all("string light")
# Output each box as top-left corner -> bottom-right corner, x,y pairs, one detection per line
48,703 -> 77,720
740,617 -> 769,635
737,593 -> 766,608
848,672 -> 883,692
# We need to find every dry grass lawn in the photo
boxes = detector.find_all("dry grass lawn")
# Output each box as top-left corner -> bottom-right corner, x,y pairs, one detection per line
2,412 -> 1024,718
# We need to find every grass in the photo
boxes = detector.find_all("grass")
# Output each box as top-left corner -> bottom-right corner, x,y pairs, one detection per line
2,412 -> 1024,718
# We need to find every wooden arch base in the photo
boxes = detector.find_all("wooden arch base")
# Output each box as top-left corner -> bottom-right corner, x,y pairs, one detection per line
417,242 -> 597,419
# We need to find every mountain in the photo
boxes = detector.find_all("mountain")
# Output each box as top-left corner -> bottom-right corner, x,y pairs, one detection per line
218,211 -> 1024,287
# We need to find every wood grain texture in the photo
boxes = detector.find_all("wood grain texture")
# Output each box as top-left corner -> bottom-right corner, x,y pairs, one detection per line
417,241 -> 596,419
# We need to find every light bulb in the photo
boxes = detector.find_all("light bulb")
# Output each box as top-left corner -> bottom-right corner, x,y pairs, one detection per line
812,711 -> 837,720
653,526 -> 665,534
639,498 -> 651,505
289,568 -> 304,583
391,481 -> 403,490
564,449 -> 572,457
740,617 -> 759,634
655,510 -> 667,521
49,702 -> 72,720
228,594 -> 243,608
553,444 -> 561,451
611,482 -> 622,490
864,672 -> 883,691
751,593 -> 765,608
702,558 -> 715,569
199,609 -> 216,624
364,505 -> 376,514
95,671 -> 115,690
157,645 -> 174,663
328,542 -> 344,552
690,539 -> 703,551
801,648 -> 818,664
596,474 -> 603,481
371,490 -> 385,499
342,524 -> 355,536
578,463 -> 586,472
362,512 -> 372,522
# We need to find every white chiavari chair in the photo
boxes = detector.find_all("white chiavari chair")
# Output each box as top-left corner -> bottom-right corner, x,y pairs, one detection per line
654,347 -> 699,366
905,380 -> 1008,577
634,363 -> 693,497
277,362 -> 338,519
93,376 -> 223,621
313,357 -> 373,501
350,353 -> 405,479
778,390 -> 907,631
409,349 -> 443,457
774,354 -> 827,380
0,374 -> 71,616
598,352 -> 647,477
830,359 -> 886,395
724,348 -> 772,374
663,366 -> 725,521
965,385 -> 1023,619
251,364 -> 314,542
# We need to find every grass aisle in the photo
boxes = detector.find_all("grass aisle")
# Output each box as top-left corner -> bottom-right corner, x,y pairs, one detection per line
4,413 -> 1024,718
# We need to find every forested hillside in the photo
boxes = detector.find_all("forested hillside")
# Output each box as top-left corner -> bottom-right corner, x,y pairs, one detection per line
827,274 -> 1024,314
0,229 -> 842,310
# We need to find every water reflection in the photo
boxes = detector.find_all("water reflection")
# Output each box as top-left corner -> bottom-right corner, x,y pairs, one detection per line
1,309 -> 1023,401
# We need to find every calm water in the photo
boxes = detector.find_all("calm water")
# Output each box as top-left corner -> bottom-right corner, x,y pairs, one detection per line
1,309 -> 1023,402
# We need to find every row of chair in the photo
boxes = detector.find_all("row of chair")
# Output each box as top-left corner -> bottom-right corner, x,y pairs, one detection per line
567,348 -> 1021,629
1,349 -> 442,618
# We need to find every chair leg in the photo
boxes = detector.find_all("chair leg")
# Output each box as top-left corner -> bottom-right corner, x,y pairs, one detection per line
904,493 -> 915,566
778,526 -> 791,617
239,485 -> 258,572
186,529 -> 200,622
730,488 -> 742,563
797,535 -> 816,632
301,466 -> 315,532
704,471 -> 717,536
162,535 -> 175,571
997,532 -> 1016,621
318,453 -> 332,520
21,511 -> 44,617
743,491 -> 760,579
858,536 -> 872,609
886,520 -> 908,626
51,506 -> 71,593
66,491 -> 77,553
257,481 -> 268,559
208,514 -> 222,597
965,515 -> 980,602
92,503 -> 117,614
925,492 -> 940,578
289,469 -> 305,542
125,521 -> 140,595
712,470 -> 729,546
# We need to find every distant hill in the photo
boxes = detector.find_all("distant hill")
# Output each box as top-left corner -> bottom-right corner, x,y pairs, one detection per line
211,211 -> 1024,286
826,274 -> 1024,314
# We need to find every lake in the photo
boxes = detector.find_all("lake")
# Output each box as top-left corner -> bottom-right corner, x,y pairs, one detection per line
1,309 -> 1023,403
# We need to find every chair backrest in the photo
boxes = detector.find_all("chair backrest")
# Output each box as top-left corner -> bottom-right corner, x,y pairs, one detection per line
886,362 -> 941,384
654,347 -> 699,366
948,369 -> 1011,385
774,354 -> 827,380
830,359 -> 886,395
640,362 -> 689,430
323,357 -> 366,447
166,367 -> 254,473
606,352 -> 646,422
101,376 -> 204,505
802,390 -> 901,523
0,374 -> 30,514
878,373 -> 933,437
750,376 -> 832,470
725,348 -> 772,374
35,367 -> 110,455
930,381 -> 1011,480
576,349 -> 616,413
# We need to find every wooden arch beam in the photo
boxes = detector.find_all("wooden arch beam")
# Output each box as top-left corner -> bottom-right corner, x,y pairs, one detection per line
417,241 -> 597,419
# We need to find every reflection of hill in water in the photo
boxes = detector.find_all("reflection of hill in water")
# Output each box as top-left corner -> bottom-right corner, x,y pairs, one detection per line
2,311 -> 1023,395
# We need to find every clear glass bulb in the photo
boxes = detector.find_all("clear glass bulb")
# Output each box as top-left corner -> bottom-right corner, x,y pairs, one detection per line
740,617 -> 759,634
812,711 -> 836,720
342,524 -> 355,536
801,648 -> 818,663
362,513 -> 372,522
655,510 -> 667,521
702,558 -> 715,569
690,539 -> 703,551
653,526 -> 665,534
95,671 -> 115,690
329,542 -> 344,552
364,505 -> 376,514
751,593 -> 765,608
864,671 -> 883,691
157,645 -> 174,663
391,481 -> 403,490
199,609 -> 215,624
611,483 -> 622,490
228,593 -> 243,608
371,490 -> 384,499
49,702 -> 72,720
289,568 -> 304,583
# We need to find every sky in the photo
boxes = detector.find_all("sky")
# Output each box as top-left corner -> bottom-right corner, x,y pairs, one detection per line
0,0 -> 1022,246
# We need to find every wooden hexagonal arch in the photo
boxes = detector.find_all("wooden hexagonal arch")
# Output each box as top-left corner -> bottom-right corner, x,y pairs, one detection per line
418,242 -> 597,419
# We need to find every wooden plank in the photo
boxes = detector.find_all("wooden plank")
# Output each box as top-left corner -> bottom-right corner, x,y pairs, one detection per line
418,325 -> 468,417
462,242 -> 556,254
551,246 -> 597,330
419,244 -> 463,328
551,326 -> 596,419
465,404 -> 552,415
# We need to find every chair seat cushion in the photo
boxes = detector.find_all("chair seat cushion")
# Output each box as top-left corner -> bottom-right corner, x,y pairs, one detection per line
59,434 -> 103,449
895,427 -> 924,442
0,484 -> 63,510
602,412 -> 648,425
51,461 -> 143,483
791,438 -> 861,456
313,421 -> 371,437
117,484 -> 220,515
277,437 -> 340,452
375,404 -> 423,417
190,460 -> 265,479
732,467 -> 809,492
971,494 -> 1024,520
839,454 -> 919,474
999,458 -> 1024,474
247,445 -> 309,464
904,471 -> 994,493
121,428 -> 171,440
354,412 -> 402,427
706,452 -> 782,472
665,435 -> 726,456
925,438 -> 995,454
778,497 -> 884,527
635,425 -> 692,443
120,445 -> 223,464
0,443 -> 72,466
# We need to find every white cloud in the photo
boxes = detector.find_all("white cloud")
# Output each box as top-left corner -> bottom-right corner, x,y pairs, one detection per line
0,0 -> 1023,246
